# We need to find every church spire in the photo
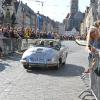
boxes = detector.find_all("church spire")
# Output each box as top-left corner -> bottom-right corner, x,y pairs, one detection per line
70,0 -> 78,14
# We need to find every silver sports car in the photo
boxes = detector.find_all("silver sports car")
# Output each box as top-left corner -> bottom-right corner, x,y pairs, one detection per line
20,39 -> 68,70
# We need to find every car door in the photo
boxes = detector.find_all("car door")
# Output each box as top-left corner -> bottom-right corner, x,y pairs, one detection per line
59,43 -> 68,63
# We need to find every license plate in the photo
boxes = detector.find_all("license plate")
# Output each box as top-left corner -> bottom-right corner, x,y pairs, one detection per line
30,53 -> 44,62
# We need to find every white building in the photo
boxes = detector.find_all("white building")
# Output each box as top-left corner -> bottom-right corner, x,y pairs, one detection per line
64,28 -> 79,36
58,23 -> 65,35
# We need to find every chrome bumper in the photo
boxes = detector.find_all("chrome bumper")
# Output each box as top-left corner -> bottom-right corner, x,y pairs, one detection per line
20,60 -> 58,67
20,60 -> 28,64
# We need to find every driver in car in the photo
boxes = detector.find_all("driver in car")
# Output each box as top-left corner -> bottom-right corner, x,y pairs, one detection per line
49,41 -> 54,47
39,41 -> 44,46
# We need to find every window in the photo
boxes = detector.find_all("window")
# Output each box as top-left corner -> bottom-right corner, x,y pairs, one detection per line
91,0 -> 95,3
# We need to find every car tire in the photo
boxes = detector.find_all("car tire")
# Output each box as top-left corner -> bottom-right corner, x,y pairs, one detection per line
66,52 -> 68,57
59,58 -> 62,67
23,64 -> 29,69
62,62 -> 65,65
54,58 -> 62,70
54,64 -> 59,70
23,65 -> 33,70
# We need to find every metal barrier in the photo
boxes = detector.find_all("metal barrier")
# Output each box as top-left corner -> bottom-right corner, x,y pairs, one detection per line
0,38 -> 34,55
0,38 -> 13,54
90,51 -> 100,100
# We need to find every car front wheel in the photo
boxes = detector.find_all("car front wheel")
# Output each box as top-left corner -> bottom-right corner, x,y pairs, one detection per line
54,64 -> 59,70
62,62 -> 65,65
23,64 -> 29,69
54,58 -> 62,70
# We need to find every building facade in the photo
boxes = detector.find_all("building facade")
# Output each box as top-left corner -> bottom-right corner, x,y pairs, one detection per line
64,0 -> 84,34
80,0 -> 100,35
97,0 -> 100,19
70,0 -> 78,14
0,0 -> 62,35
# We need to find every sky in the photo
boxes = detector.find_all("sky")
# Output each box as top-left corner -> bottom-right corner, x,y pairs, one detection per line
20,0 -> 90,22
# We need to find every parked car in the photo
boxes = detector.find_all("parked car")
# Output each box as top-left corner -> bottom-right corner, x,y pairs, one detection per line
20,39 -> 68,70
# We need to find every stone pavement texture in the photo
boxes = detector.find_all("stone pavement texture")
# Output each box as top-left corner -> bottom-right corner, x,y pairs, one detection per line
0,41 -> 96,100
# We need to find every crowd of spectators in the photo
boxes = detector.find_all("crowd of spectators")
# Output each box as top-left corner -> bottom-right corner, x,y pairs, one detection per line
60,35 -> 75,40
75,34 -> 87,40
0,25 -> 60,57
0,25 -> 60,39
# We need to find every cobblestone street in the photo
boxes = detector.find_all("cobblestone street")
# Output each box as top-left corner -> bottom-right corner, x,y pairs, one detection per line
0,41 -> 96,100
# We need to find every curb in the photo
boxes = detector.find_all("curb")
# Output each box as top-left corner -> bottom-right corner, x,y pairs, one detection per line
75,39 -> 87,46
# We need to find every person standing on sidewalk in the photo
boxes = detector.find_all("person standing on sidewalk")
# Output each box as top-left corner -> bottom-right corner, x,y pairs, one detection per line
85,26 -> 100,73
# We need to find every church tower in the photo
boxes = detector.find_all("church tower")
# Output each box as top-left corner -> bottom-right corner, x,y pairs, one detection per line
64,0 -> 83,32
70,0 -> 78,15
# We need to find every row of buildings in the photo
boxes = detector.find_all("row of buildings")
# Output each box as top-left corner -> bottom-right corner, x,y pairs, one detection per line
63,0 -> 100,36
63,0 -> 84,36
80,0 -> 100,35
2,0 -> 99,36
0,0 -> 62,34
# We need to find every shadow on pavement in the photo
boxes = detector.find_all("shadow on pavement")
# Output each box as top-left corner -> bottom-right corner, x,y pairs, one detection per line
4,53 -> 22,61
0,62 -> 11,72
27,64 -> 85,77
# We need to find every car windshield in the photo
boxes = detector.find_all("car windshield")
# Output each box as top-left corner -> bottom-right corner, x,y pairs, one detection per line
30,39 -> 61,49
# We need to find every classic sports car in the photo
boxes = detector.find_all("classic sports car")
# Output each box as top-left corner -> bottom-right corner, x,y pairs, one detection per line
20,39 -> 68,70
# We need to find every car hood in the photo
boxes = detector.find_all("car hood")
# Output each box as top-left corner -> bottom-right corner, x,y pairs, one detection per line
21,46 -> 58,59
